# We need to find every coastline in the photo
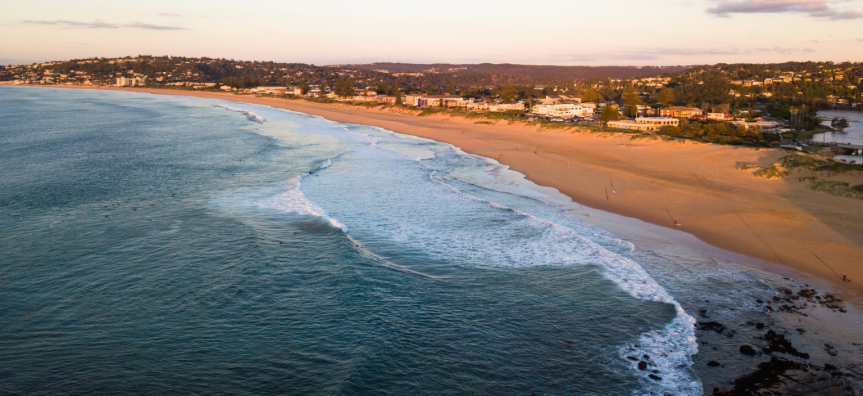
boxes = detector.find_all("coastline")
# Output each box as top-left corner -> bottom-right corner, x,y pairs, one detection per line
21,85 -> 863,302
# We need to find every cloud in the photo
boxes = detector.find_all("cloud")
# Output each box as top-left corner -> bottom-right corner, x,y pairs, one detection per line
561,46 -> 816,62
125,21 -> 188,30
156,12 -> 182,17
22,19 -> 188,30
23,19 -> 118,28
707,0 -> 863,19
755,46 -> 815,54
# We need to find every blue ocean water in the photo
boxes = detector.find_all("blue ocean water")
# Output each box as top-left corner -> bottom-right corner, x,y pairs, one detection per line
5,88 -> 857,395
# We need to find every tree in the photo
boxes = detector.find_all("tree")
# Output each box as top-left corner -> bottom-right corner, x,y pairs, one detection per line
600,103 -> 619,127
300,83 -> 310,95
500,83 -> 517,103
622,86 -> 640,118
659,125 -> 680,136
334,77 -> 354,98
831,117 -> 849,132
656,88 -> 674,106
582,87 -> 598,102
392,86 -> 402,104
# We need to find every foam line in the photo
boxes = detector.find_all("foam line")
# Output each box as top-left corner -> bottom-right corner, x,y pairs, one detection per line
214,104 -> 265,123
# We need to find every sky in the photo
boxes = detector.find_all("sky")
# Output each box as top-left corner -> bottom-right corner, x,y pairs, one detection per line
2,0 -> 862,66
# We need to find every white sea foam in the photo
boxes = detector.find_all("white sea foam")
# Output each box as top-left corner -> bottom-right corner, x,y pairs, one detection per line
214,104 -> 265,123
295,135 -> 701,395
217,159 -> 345,232
213,110 -> 701,394
254,175 -> 346,232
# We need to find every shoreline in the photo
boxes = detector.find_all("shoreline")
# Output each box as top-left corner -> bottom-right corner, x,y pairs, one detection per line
17,85 -> 863,303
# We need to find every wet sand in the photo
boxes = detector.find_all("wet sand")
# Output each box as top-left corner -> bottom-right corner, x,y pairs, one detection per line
37,86 -> 863,303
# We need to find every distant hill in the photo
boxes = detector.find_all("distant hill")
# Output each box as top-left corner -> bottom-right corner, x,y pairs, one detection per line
342,63 -> 692,80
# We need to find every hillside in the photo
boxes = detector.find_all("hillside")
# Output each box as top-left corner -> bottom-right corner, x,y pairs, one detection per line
342,62 -> 691,80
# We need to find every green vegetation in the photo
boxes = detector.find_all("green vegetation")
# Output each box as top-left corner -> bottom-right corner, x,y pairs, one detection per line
754,164 -> 788,179
600,104 -> 619,126
334,77 -> 354,98
831,117 -> 849,132
801,177 -> 863,200
780,154 -> 862,174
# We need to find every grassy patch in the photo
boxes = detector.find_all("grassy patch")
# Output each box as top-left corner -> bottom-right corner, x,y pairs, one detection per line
754,164 -> 788,179
805,178 -> 863,200
780,154 -> 863,174
474,121 -> 495,125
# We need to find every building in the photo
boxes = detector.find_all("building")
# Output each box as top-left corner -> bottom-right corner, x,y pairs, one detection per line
730,120 -> 782,133
659,106 -> 703,118
489,102 -> 525,112
252,86 -> 288,94
532,103 -> 589,118
543,95 -> 581,104
607,117 -> 679,132
402,94 -> 466,107
338,95 -> 397,105
115,76 -> 146,87
706,113 -> 732,121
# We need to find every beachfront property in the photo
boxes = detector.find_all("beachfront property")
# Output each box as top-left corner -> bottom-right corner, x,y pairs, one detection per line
531,103 -> 593,118
338,94 -> 397,105
488,102 -> 525,112
402,94 -> 467,107
250,86 -> 289,94
607,117 -> 679,132
115,76 -> 146,87
730,120 -> 783,133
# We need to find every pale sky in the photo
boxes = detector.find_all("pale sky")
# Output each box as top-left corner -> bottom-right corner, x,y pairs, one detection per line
2,0 -> 862,66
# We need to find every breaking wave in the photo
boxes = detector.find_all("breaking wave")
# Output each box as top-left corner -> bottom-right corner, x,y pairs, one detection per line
215,104 -> 265,123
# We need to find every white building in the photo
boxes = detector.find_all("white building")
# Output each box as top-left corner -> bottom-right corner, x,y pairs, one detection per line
607,117 -> 679,132
115,76 -> 146,87
489,102 -> 525,112
532,103 -> 591,118
730,120 -> 782,133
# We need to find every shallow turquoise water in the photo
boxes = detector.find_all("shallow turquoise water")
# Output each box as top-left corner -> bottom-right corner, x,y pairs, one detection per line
0,88 -> 707,395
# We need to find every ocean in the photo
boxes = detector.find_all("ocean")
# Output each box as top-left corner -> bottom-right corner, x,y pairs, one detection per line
2,87 -> 861,395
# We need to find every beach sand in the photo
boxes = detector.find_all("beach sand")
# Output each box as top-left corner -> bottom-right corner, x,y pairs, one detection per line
42,87 -> 863,302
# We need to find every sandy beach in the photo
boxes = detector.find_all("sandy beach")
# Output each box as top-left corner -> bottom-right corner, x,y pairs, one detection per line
40,86 -> 863,301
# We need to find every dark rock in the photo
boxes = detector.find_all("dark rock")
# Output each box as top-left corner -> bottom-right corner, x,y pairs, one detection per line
740,345 -> 757,355
762,330 -> 808,359
626,356 -> 638,361
638,361 -> 648,370
697,321 -> 727,334
784,288 -> 793,294
755,322 -> 765,329
713,387 -> 733,395
707,361 -> 721,367
642,354 -> 650,360
648,374 -> 662,381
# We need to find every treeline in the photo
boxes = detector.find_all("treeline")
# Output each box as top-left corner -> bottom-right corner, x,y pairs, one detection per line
218,77 -> 263,88
350,63 -> 689,81
658,120 -> 760,139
